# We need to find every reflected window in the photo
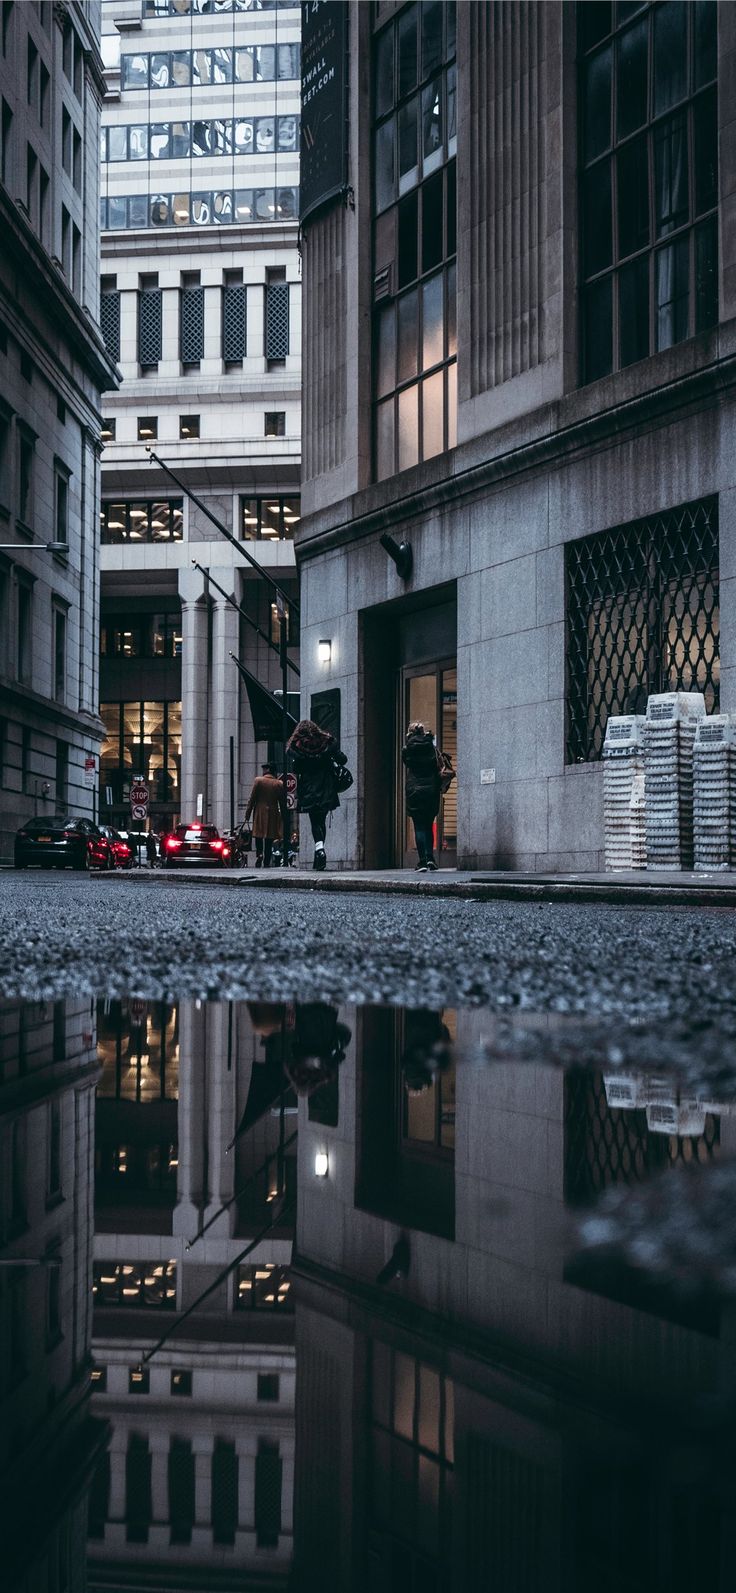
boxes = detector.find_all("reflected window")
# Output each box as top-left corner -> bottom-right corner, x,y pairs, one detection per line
93,1260 -> 177,1307
369,1341 -> 454,1581
236,1263 -> 292,1309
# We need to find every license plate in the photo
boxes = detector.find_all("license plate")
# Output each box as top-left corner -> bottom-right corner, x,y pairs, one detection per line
37,835 -> 51,843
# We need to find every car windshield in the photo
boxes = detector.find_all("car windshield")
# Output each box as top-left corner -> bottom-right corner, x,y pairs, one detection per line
176,825 -> 219,841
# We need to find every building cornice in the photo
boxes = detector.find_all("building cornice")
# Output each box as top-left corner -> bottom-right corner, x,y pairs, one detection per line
0,679 -> 105,741
296,332 -> 736,563
0,188 -> 119,395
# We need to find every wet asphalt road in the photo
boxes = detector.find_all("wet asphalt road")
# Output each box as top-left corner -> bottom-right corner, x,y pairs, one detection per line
2,871 -> 736,1030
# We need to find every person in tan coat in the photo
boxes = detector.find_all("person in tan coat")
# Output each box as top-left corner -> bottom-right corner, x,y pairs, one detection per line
245,763 -> 283,867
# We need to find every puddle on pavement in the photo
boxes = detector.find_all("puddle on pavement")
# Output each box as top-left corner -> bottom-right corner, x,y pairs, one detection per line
3,996 -> 736,1591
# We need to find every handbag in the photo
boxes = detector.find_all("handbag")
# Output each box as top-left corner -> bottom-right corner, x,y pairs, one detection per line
333,760 -> 354,794
438,751 -> 455,795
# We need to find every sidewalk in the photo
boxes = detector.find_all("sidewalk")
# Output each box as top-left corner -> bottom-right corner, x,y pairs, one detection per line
92,864 -> 736,907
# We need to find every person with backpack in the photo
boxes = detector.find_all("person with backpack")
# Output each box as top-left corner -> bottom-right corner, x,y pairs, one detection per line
402,720 -> 443,872
287,719 -> 349,870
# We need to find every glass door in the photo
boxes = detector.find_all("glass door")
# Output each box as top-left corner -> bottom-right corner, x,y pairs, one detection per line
400,661 -> 457,867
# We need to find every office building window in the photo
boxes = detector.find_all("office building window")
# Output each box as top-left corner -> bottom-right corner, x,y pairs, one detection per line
54,608 -> 67,700
47,1099 -> 62,1200
26,143 -> 37,225
372,2 -> 457,479
129,1367 -> 150,1394
565,496 -> 719,763
100,282 -> 121,363
240,495 -> 300,542
264,411 -> 285,437
100,699 -> 182,811
101,186 -> 298,232
17,581 -> 32,680
21,725 -> 30,790
101,419 -> 116,444
18,430 -> 34,524
137,416 -> 157,442
265,275 -> 289,361
100,614 -> 182,658
55,466 -> 69,546
223,272 -> 246,362
126,1436 -> 152,1544
171,1369 -> 192,1396
212,1441 -> 238,1547
46,1260 -> 62,1345
56,739 -> 68,807
257,1373 -> 280,1403
121,43 -> 300,91
179,414 -> 199,439
101,499 -> 183,544
138,277 -> 162,368
169,1439 -> 195,1545
579,0 -> 718,383
235,1263 -> 292,1310
254,1441 -> 282,1548
180,276 -> 204,365
1,98 -> 12,184
0,407 -> 9,506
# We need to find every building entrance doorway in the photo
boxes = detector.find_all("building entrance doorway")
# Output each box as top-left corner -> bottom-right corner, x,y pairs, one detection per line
401,661 -> 457,868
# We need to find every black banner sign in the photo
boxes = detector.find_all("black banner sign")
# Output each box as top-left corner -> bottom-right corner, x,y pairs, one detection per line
300,1 -> 348,226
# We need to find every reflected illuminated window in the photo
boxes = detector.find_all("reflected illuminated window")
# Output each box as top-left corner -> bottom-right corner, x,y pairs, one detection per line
369,1341 -> 454,1579
93,1260 -> 177,1308
96,999 -> 180,1100
236,1263 -> 292,1310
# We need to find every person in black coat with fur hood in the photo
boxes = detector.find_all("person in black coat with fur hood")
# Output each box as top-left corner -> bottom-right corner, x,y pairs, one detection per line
402,720 -> 442,871
287,719 -> 347,871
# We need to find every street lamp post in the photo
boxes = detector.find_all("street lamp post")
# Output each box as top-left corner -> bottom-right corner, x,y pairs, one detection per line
0,542 -> 70,555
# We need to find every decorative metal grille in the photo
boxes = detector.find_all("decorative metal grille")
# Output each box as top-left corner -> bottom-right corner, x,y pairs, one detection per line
265,281 -> 289,360
169,1439 -> 195,1544
138,287 -> 162,367
223,283 -> 247,361
255,1443 -> 282,1546
212,1441 -> 238,1546
564,1069 -> 720,1207
100,289 -> 120,362
566,497 -> 719,762
180,286 -> 204,364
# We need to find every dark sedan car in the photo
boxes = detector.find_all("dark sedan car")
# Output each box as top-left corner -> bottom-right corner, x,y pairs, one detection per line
14,816 -> 114,871
161,822 -> 231,868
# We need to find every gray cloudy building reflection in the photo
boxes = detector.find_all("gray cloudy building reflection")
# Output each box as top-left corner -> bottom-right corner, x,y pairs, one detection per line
3,997 -> 736,1590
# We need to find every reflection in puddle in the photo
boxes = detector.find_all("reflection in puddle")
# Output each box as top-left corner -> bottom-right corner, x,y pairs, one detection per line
2,998 -> 736,1591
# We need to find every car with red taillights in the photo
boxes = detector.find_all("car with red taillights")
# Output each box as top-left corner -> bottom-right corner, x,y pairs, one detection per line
14,816 -> 114,870
161,822 -> 231,868
99,825 -> 134,869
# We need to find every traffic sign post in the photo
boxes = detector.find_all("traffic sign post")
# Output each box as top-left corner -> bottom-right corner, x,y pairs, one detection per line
129,781 -> 149,867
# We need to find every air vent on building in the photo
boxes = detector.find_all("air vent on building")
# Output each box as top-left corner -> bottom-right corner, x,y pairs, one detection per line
180,285 -> 204,364
223,283 -> 247,361
265,282 -> 289,361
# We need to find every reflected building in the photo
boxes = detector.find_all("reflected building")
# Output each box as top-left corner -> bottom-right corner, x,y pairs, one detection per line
87,999 -> 296,1587
291,1005 -> 736,1590
0,999 -> 104,1593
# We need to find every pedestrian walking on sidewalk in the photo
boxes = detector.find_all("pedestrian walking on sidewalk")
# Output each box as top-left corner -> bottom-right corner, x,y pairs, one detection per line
245,762 -> 283,868
402,721 -> 442,871
287,719 -> 348,870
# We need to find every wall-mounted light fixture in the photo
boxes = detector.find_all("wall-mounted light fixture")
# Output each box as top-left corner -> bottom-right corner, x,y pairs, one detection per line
318,639 -> 332,664
314,1151 -> 329,1178
380,531 -> 413,581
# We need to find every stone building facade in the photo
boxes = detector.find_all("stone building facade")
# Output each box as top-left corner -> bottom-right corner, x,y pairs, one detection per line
296,0 -> 734,871
0,0 -> 118,861
98,0 -> 301,838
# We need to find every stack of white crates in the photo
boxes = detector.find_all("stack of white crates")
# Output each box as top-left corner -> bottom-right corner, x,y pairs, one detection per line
693,714 -> 732,871
643,692 -> 706,870
602,715 -> 646,871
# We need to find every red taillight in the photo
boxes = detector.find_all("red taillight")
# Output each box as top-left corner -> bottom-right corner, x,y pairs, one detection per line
222,847 -> 230,858
166,837 -> 182,850
209,839 -> 224,851
63,830 -> 76,839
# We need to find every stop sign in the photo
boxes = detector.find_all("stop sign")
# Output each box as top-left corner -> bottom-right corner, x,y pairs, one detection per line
130,782 -> 149,806
285,773 -> 297,810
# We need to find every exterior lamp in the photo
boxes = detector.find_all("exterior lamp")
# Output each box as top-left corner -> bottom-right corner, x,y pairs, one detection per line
314,1151 -> 329,1178
0,541 -> 69,555
318,639 -> 332,664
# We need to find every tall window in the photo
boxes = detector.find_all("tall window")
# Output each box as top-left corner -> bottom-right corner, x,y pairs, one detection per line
240,495 -> 300,542
100,499 -> 183,544
565,497 -> 719,762
372,1 -> 457,479
17,581 -> 31,681
579,0 -> 718,383
100,700 -> 182,811
53,608 -> 66,700
18,430 -> 34,525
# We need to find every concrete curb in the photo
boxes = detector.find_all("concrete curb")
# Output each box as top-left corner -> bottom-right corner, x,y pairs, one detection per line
87,868 -> 736,908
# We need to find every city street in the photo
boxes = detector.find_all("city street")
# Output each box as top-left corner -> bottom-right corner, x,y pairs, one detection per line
2,872 -> 736,1036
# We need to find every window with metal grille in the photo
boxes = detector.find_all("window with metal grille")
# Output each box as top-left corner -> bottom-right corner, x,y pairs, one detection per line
212,1440 -> 238,1546
265,281 -> 289,361
255,1441 -> 282,1548
565,497 -> 719,763
138,286 -> 162,368
578,0 -> 718,383
180,285 -> 204,364
223,282 -> 247,361
564,1068 -> 721,1208
169,1438 -> 195,1544
100,291 -> 121,363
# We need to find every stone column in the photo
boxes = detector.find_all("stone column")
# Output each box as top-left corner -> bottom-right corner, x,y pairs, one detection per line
160,284 -> 180,380
118,289 -> 138,382
192,1433 -> 215,1528
201,282 -> 222,376
173,1000 -> 207,1237
108,1428 -> 128,1521
179,567 -> 211,819
236,1434 -> 259,1531
208,592 -> 240,830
